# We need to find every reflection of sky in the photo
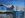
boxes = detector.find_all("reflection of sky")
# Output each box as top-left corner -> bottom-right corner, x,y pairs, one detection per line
0,6 -> 13,10
0,6 -> 6,10
24,2 -> 25,6
0,0 -> 24,11
0,12 -> 23,17
0,0 -> 24,7
0,14 -> 6,17
16,11 -> 23,16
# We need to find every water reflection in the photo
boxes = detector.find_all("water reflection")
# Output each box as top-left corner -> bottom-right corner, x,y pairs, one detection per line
16,11 -> 24,18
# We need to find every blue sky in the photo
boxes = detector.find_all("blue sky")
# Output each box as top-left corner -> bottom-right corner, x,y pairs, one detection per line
0,0 -> 24,7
